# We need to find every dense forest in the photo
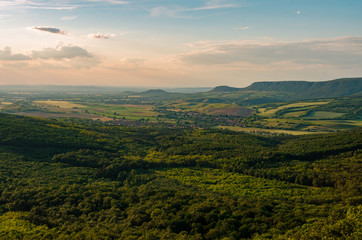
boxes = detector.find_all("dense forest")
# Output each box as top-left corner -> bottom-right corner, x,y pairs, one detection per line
0,113 -> 361,239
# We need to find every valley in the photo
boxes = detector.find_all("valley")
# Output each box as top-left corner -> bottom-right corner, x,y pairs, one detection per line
0,78 -> 361,239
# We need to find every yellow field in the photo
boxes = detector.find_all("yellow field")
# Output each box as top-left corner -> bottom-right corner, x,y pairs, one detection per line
0,102 -> 13,105
34,101 -> 87,108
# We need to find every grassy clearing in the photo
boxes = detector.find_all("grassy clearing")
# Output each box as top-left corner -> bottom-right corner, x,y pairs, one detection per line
283,110 -> 309,118
262,118 -> 309,129
217,126 -> 322,135
304,111 -> 345,119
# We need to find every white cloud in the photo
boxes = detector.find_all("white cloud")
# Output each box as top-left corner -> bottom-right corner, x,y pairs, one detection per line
234,26 -> 249,30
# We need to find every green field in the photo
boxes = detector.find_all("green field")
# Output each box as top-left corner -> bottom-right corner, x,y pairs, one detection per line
283,110 -> 309,118
310,119 -> 362,129
304,111 -> 345,119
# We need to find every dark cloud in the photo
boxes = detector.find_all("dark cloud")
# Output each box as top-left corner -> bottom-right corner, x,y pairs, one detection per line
180,37 -> 362,67
32,45 -> 92,59
0,47 -> 31,61
33,26 -> 67,35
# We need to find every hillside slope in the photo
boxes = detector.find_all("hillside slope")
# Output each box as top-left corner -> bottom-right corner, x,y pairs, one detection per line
211,78 -> 362,100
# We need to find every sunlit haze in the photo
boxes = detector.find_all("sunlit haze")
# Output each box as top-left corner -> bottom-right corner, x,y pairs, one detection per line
1,0 -> 362,87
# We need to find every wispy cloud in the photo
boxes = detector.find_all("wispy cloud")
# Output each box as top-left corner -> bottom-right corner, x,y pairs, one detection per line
150,6 -> 179,17
192,0 -> 236,11
150,0 -> 237,18
33,26 -> 67,35
0,0 -> 77,11
61,16 -> 77,21
86,0 -> 129,4
88,32 -> 116,39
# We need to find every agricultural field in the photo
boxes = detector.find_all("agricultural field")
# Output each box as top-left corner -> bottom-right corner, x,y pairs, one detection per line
84,103 -> 157,120
309,119 -> 362,130
2,100 -> 158,121
34,100 -> 87,109
162,101 -> 254,117
257,101 -> 330,117
0,90 -> 360,133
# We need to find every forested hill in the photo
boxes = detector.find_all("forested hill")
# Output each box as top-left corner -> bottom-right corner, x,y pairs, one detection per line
0,113 -> 361,239
211,77 -> 362,99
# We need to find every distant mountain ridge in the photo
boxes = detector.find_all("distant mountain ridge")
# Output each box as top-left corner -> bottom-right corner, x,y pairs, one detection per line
211,78 -> 362,100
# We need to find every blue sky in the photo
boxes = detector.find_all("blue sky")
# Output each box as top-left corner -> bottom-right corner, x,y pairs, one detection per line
0,0 -> 361,87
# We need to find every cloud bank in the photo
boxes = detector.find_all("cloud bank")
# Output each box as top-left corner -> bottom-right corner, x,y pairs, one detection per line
32,45 -> 93,59
0,45 -> 99,69
0,47 -> 31,61
180,37 -> 362,67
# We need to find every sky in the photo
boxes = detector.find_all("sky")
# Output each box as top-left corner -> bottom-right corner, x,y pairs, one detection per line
0,0 -> 362,87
